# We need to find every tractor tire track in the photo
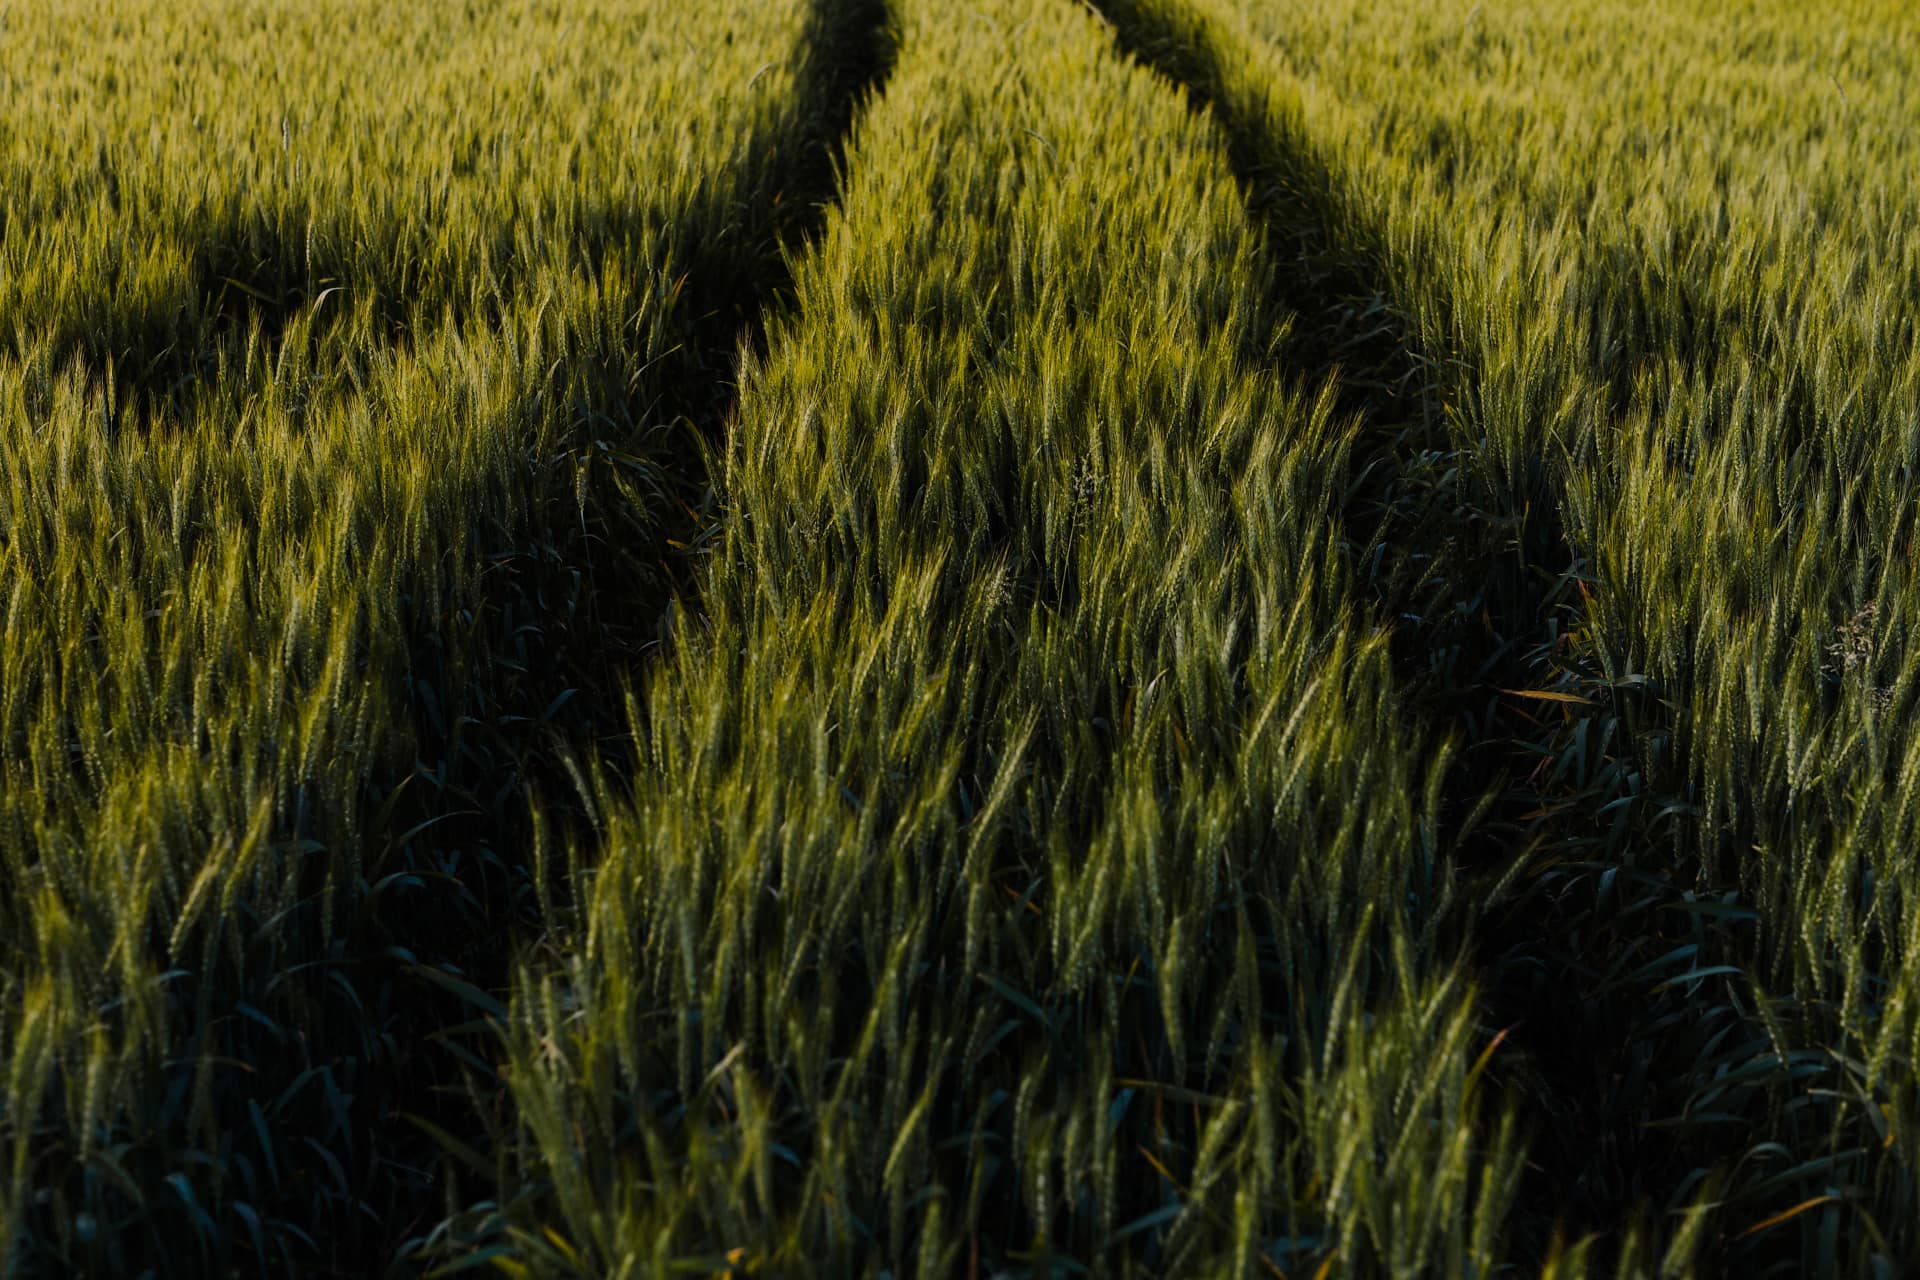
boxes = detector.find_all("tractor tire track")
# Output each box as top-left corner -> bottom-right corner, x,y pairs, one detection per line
1081,0 -> 1738,1266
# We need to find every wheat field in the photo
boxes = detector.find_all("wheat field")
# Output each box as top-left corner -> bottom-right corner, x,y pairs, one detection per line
2,0 -> 1917,1275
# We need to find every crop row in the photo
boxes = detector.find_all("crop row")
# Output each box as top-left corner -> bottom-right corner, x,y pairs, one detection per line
463,0 -> 1528,1274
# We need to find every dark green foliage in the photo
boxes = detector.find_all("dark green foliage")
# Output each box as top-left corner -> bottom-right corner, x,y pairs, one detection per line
5,0 -> 1917,1275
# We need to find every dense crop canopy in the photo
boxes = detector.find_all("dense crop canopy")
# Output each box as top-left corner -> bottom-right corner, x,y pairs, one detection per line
3,0 -> 1917,1275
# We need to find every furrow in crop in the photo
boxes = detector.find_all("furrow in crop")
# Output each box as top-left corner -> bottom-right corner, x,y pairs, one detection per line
399,0 -> 902,952
1084,0 -> 1564,825
1083,0 -> 1756,1262
1082,7 -> 1626,1245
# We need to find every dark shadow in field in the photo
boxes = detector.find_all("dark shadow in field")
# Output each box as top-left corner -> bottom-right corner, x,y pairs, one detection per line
368,7 -> 902,1267
2,3 -> 898,1277
344,4 -> 901,1272
1083,0 -> 1764,1267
